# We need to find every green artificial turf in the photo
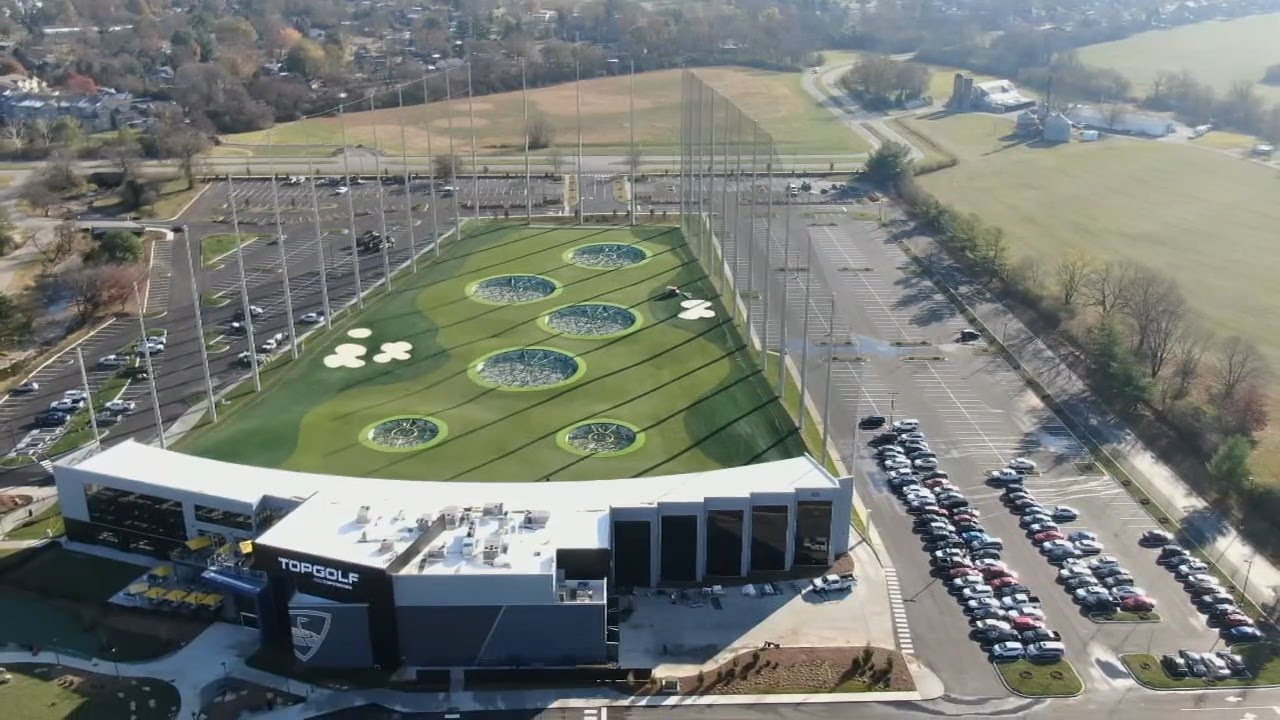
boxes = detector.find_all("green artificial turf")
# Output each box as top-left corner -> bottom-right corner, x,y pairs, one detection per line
179,222 -> 805,481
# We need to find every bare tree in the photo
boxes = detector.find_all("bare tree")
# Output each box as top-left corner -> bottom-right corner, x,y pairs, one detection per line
526,112 -> 555,150
1120,266 -> 1181,357
1215,336 -> 1268,401
62,264 -> 145,321
155,114 -> 212,189
1054,251 -> 1091,307
19,175 -> 58,217
433,154 -> 456,180
547,147 -> 565,176
1010,257 -> 1042,292
1138,285 -> 1188,378
1163,327 -> 1211,403
1082,260 -> 1132,317
31,222 -> 81,271
0,122 -> 25,154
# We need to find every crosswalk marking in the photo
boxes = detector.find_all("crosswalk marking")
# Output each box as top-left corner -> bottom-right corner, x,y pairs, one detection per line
883,567 -> 914,654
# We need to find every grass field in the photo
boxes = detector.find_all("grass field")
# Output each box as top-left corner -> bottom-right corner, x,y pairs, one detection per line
4,504 -> 65,541
178,223 -> 805,481
1080,14 -> 1280,106
201,233 -> 262,267
223,67 -> 869,157
995,659 -> 1083,696
0,546 -> 144,603
1123,647 -> 1280,688
904,111 -> 1280,475
3,664 -> 180,720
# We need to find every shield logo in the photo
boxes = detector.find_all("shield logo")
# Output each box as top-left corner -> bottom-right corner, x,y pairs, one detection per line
289,609 -> 333,662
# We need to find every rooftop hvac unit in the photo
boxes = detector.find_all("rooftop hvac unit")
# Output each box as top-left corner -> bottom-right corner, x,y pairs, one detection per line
482,502 -> 504,517
425,543 -> 446,560
378,538 -> 395,554
441,506 -> 461,529
355,506 -> 372,525
482,533 -> 502,563
416,514 -> 432,530
461,537 -> 476,559
524,510 -> 550,528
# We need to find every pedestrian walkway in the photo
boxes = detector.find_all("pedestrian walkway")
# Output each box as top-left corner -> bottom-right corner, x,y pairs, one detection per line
882,567 -> 915,655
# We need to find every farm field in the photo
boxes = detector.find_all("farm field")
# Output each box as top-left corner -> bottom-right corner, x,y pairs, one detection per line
178,222 -> 805,481
903,111 -> 1280,475
223,67 -> 870,157
1080,14 -> 1280,105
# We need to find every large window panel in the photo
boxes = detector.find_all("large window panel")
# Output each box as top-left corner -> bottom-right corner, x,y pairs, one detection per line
793,501 -> 833,566
194,504 -> 254,532
612,520 -> 652,588
705,509 -> 743,577
659,515 -> 697,582
84,484 -> 186,541
751,505 -> 788,572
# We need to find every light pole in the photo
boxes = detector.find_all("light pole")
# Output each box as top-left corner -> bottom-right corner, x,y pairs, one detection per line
889,391 -> 898,425
608,55 -> 637,226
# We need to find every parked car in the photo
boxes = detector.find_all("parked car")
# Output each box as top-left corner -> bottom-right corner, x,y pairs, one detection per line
1067,531 -> 1099,543
13,381 -> 38,393
1020,628 -> 1062,644
1140,530 -> 1175,547
1160,654 -> 1190,678
1087,556 -> 1123,570
1194,593 -> 1236,609
988,469 -> 1025,484
1051,506 -> 1080,521
975,627 -> 1021,643
891,419 -> 920,432
1074,540 -> 1104,555
37,411 -> 70,427
810,573 -> 857,592
1059,565 -> 1095,582
1216,652 -> 1249,677
1174,563 -> 1211,579
969,607 -> 1007,622
1073,586 -> 1112,604
103,399 -> 136,414
1158,546 -> 1191,565
1008,457 -> 1038,472
989,642 -> 1025,660
859,415 -> 887,429
1009,616 -> 1045,631
913,457 -> 940,470
1204,654 -> 1234,680
1222,627 -> 1265,643
300,312 -> 326,324
1109,586 -> 1147,600
869,432 -> 898,446
1179,650 -> 1209,677
1034,530 -> 1066,545
1025,641 -> 1066,661
98,354 -> 126,368
95,411 -> 120,426
1100,574 -> 1136,589
48,398 -> 82,412
1063,576 -> 1101,592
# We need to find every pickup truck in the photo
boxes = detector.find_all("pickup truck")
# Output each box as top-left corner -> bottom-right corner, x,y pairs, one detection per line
810,573 -> 857,593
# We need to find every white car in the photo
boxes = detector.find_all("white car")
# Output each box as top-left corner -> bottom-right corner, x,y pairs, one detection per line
810,573 -> 857,592
104,399 -> 136,414
1109,586 -> 1147,600
13,381 -> 38,393
988,469 -> 1024,483
913,457 -> 940,470
882,458 -> 910,470
334,186 -> 350,195
932,548 -> 966,560
63,389 -> 88,401
98,354 -> 126,368
1073,586 -> 1112,602
136,342 -> 164,356
146,335 -> 166,346
1087,555 -> 1122,569
300,312 -> 325,324
892,419 -> 920,432
48,398 -> 82,412
950,576 -> 985,590
989,642 -> 1025,660
1058,566 -> 1094,581
961,586 -> 994,600
1074,540 -> 1104,555
1009,606 -> 1046,620
1008,457 -> 1038,472
966,597 -> 1002,612
973,619 -> 1011,632
260,338 -> 280,353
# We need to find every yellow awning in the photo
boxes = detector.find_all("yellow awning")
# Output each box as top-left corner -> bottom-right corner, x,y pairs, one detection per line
126,583 -> 149,596
144,587 -> 166,600
201,593 -> 223,607
183,592 -> 204,605
238,540 -> 254,554
148,565 -> 172,578
164,589 -> 188,603
185,536 -> 212,551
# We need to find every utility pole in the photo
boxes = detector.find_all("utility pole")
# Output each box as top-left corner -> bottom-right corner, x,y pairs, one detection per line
74,348 -> 99,450
133,282 -> 165,448
797,237 -> 814,433
181,225 -> 218,422
522,57 -> 532,224
466,61 -> 480,221
444,68 -> 462,241
368,92 -> 394,291
266,129 -> 298,360
821,296 -> 836,465
306,166 -> 332,330
422,74 -> 441,256
396,85 -> 418,272
226,176 -> 260,392
336,95 -> 365,308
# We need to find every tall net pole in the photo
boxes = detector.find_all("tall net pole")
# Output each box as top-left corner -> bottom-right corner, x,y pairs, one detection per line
798,235 -> 814,433
574,48 -> 584,224
337,98 -> 365,308
396,86 -> 418,273
777,190 -> 793,393
307,162 -> 332,330
266,128 -> 298,360
422,74 -> 441,257
678,69 -> 687,243
466,62 -> 480,222
760,135 -> 774,367
369,92 -> 394,291
707,89 -> 718,290
744,119 -> 758,347
180,225 -> 217,422
522,57 -> 532,224
227,175 -> 261,392
444,68 -> 463,240
628,56 -> 636,226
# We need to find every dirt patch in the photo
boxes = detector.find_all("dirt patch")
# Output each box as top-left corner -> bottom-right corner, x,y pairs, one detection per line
648,646 -> 912,695
0,494 -> 33,511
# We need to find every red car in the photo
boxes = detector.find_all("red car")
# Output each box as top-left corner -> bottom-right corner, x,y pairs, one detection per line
1034,530 -> 1066,544
949,567 -> 981,579
991,576 -> 1021,589
1121,596 -> 1156,612
979,565 -> 1012,580
1010,616 -> 1045,631
1220,614 -> 1254,628
952,514 -> 979,525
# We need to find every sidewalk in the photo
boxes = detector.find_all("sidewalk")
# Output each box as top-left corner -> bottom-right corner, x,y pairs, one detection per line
900,231 -> 1280,616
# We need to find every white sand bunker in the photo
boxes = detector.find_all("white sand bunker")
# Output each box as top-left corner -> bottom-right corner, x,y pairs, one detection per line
348,328 -> 373,339
324,343 -> 368,368
677,299 -> 716,320
373,341 -> 413,363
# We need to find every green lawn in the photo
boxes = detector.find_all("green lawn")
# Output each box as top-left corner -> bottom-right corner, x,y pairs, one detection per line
178,223 -> 805,481
1123,646 -> 1280,688
5,504 -> 65,541
907,111 -> 1280,478
1080,14 -> 1280,106
2,664 -> 180,720
1,546 -> 146,604
223,67 -> 868,157
995,659 -> 1083,697
201,233 -> 262,267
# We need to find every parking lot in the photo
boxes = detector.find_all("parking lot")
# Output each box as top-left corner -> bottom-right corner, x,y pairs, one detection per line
715,197 -> 1226,693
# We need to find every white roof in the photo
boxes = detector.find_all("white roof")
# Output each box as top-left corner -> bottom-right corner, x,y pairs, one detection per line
65,441 -> 839,571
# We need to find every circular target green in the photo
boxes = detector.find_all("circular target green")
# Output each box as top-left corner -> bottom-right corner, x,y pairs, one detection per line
359,415 -> 448,452
557,419 -> 646,457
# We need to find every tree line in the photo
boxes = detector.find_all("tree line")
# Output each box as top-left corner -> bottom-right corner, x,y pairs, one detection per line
866,141 -> 1279,551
